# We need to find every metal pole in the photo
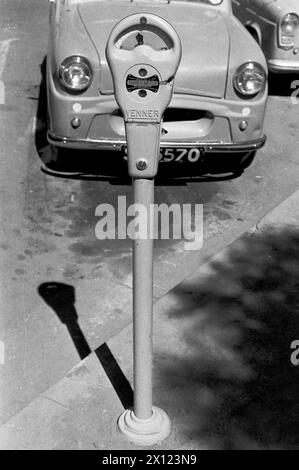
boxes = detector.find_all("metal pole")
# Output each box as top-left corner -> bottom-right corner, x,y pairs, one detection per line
117,175 -> 170,446
132,177 -> 154,420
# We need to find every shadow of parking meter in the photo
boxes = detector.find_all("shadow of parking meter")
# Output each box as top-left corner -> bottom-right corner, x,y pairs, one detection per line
106,13 -> 181,446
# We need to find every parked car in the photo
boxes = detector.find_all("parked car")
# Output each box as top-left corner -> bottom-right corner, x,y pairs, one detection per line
46,0 -> 268,177
232,0 -> 299,73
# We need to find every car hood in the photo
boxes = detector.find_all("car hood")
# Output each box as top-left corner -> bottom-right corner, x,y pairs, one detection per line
78,1 -> 230,98
275,0 -> 299,18
248,0 -> 299,21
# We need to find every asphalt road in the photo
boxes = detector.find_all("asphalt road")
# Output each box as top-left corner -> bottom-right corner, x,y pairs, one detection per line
0,0 -> 299,425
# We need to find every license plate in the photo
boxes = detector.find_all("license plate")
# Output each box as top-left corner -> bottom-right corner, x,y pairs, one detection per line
159,147 -> 204,163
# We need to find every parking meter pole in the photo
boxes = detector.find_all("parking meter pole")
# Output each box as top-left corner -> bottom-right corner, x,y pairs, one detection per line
132,178 -> 154,420
118,177 -> 172,445
106,12 -> 182,446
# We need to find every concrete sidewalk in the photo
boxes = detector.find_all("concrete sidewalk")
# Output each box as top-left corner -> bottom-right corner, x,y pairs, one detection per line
1,189 -> 299,450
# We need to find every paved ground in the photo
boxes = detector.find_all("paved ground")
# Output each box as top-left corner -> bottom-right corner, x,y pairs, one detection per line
1,0 -> 299,448
1,190 -> 299,450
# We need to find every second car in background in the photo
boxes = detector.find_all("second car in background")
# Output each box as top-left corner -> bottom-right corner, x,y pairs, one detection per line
232,0 -> 299,73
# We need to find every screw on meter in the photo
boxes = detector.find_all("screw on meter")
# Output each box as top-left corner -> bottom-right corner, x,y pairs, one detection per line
106,13 -> 182,178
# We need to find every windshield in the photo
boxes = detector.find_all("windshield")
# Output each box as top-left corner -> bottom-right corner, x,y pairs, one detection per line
174,0 -> 224,3
68,0 -> 225,4
67,0 -> 227,8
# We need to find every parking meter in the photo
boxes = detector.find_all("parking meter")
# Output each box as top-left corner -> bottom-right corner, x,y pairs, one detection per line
106,14 -> 181,446
106,13 -> 181,178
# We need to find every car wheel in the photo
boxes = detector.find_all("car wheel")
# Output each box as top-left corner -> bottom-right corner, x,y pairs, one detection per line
203,151 -> 256,176
239,151 -> 256,170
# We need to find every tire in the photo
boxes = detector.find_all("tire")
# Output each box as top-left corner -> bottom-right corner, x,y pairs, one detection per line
239,151 -> 256,170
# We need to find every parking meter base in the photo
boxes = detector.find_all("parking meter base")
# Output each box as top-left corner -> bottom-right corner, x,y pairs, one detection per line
118,406 -> 171,447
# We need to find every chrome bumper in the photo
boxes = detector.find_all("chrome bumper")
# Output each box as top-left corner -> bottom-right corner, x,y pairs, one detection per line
48,132 -> 266,154
268,59 -> 299,73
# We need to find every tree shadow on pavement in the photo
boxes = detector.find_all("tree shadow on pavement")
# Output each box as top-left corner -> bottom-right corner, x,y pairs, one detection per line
158,226 -> 299,449
38,282 -> 133,409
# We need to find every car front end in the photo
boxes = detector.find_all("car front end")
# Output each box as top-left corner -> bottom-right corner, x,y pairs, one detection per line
47,0 -> 267,175
232,0 -> 299,74
269,10 -> 299,73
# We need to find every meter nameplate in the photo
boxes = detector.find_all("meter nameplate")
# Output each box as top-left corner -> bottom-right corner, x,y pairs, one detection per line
126,74 -> 160,93
125,109 -> 160,122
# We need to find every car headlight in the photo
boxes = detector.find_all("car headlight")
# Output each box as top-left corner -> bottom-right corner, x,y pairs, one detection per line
58,56 -> 93,92
233,62 -> 266,97
279,13 -> 299,48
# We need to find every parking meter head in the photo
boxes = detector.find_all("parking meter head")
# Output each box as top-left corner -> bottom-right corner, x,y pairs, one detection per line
106,13 -> 182,178
106,13 -> 182,124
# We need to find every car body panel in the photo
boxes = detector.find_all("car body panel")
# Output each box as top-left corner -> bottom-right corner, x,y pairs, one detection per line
47,0 -> 268,175
78,2 -> 230,98
232,0 -> 299,72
